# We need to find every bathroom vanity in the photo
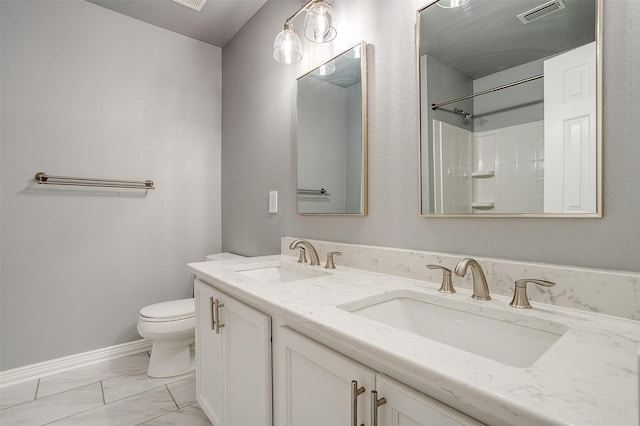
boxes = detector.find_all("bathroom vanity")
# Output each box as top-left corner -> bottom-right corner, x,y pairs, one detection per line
188,242 -> 639,426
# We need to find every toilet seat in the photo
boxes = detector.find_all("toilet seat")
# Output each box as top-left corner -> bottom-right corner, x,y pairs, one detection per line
139,298 -> 194,322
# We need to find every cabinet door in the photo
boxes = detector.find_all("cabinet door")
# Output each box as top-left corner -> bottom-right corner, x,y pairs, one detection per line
274,327 -> 375,426
221,290 -> 272,426
195,280 -> 225,425
375,375 -> 483,426
194,279 -> 272,426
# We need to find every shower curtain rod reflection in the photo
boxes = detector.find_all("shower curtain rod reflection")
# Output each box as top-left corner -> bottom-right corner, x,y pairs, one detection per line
431,74 -> 543,110
34,172 -> 155,190
297,188 -> 330,196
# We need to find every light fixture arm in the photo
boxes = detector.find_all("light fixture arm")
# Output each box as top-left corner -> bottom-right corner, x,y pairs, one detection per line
284,0 -> 319,27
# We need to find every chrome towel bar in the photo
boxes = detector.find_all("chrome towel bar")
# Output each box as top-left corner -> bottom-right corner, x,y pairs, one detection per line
34,172 -> 154,190
297,188 -> 330,196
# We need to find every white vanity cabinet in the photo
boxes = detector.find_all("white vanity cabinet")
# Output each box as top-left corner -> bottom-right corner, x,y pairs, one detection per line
194,279 -> 272,426
274,327 -> 482,426
274,326 -> 376,426
375,375 -> 483,426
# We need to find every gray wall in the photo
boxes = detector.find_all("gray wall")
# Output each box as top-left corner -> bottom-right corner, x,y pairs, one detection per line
297,78 -> 347,213
222,0 -> 640,273
426,55 -> 475,133
473,59 -> 544,132
346,82 -> 363,214
1,0 -> 222,370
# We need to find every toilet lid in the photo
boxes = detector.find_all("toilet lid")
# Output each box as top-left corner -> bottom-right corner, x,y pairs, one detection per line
140,298 -> 194,321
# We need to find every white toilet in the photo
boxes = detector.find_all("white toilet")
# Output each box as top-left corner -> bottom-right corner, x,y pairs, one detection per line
137,298 -> 196,377
137,252 -> 245,378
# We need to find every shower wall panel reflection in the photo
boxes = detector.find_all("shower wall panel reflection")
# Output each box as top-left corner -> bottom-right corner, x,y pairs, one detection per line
297,43 -> 367,215
419,0 -> 600,216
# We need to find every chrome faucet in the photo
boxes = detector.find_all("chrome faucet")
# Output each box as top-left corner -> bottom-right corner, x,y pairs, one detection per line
289,239 -> 321,266
454,258 -> 491,300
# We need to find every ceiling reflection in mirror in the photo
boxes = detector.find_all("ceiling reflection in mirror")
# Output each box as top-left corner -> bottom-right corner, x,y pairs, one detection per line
418,0 -> 601,216
297,42 -> 367,215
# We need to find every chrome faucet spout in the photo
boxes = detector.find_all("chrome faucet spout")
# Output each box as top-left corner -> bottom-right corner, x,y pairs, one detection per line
454,258 -> 491,300
289,239 -> 321,266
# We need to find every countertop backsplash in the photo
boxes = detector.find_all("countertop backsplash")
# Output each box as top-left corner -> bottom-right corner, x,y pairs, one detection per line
282,237 -> 640,321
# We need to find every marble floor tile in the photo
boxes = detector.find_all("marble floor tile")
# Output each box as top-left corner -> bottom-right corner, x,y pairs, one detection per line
0,382 -> 103,425
48,386 -> 176,426
102,368 -> 194,404
37,353 -> 150,398
166,376 -> 196,408
140,403 -> 213,426
0,379 -> 38,410
140,404 -> 213,426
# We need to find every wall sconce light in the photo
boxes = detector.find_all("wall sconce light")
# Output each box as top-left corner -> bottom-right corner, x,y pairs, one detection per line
273,0 -> 337,64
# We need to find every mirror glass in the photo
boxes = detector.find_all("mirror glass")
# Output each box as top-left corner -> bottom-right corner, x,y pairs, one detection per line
419,0 -> 601,216
297,42 -> 367,215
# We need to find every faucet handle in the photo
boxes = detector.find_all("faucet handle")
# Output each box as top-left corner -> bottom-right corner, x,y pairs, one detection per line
426,265 -> 455,294
324,251 -> 342,269
294,246 -> 308,264
509,279 -> 555,309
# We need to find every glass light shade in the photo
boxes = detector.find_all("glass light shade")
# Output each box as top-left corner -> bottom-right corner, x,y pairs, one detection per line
273,27 -> 302,64
303,1 -> 336,43
311,59 -> 336,76
437,0 -> 470,8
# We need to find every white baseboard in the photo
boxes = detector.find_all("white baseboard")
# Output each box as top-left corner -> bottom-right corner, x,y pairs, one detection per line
0,339 -> 152,388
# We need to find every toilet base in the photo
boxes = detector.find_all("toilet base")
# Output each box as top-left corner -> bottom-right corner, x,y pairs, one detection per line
147,338 -> 195,378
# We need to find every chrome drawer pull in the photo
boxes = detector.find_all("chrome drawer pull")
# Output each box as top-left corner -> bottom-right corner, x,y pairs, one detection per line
371,390 -> 386,426
213,299 -> 225,334
209,297 -> 215,330
351,380 -> 365,426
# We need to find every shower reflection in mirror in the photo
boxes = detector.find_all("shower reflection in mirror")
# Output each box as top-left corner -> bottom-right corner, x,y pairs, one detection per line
296,42 -> 367,215
419,0 -> 601,216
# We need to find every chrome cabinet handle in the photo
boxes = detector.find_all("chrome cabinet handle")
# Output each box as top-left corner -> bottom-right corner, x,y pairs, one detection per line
213,298 -> 225,334
209,297 -> 215,330
351,380 -> 365,426
509,279 -> 556,309
371,390 -> 386,426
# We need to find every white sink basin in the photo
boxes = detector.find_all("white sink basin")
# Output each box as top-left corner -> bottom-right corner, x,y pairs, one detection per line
339,290 -> 568,368
235,264 -> 329,284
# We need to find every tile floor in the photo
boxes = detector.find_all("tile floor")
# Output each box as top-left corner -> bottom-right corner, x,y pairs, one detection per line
0,352 -> 213,426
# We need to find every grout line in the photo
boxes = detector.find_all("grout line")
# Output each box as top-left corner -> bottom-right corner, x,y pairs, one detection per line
0,378 -> 44,411
166,384 -> 179,410
41,382 -> 180,426
8,353 -> 197,425
39,387 -> 106,426
40,399 -> 110,426
101,372 -> 193,406
134,406 -> 172,426
26,352 -> 151,401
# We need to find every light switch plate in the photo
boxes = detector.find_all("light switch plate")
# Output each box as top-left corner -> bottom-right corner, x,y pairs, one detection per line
269,191 -> 278,213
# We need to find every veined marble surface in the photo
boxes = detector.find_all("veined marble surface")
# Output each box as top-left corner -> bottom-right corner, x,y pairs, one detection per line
188,255 -> 640,426
282,237 -> 640,320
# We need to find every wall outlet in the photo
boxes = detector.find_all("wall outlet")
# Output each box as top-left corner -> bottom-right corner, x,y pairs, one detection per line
268,191 -> 278,213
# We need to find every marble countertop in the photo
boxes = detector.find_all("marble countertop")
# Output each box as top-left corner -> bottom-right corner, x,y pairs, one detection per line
188,255 -> 640,426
